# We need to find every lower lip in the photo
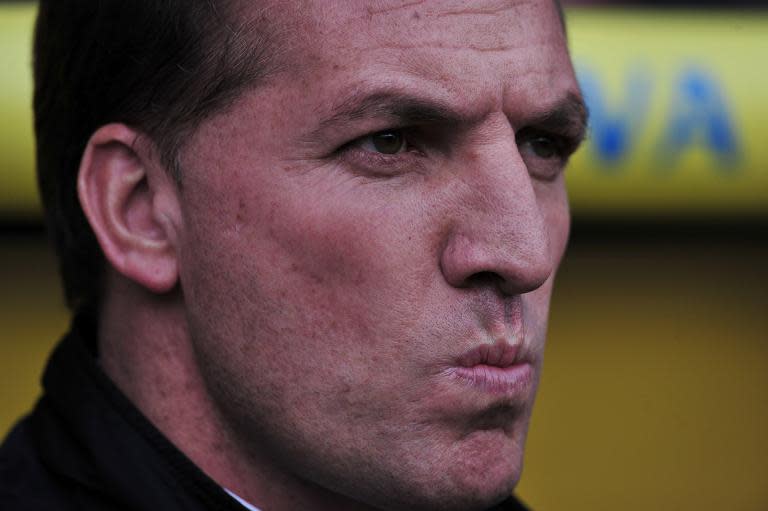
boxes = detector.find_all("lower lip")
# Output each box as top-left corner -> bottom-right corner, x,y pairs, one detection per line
448,363 -> 533,395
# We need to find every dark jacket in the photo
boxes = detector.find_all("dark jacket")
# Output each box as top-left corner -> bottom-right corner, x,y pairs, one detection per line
0,314 -> 529,510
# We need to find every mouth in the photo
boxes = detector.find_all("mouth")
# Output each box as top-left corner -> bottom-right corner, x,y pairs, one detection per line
446,342 -> 534,395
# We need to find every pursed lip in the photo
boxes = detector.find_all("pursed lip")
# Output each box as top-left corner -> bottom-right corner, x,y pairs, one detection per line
446,342 -> 534,395
455,342 -> 522,368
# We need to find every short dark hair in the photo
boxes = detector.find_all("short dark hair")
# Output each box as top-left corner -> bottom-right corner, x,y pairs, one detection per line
554,0 -> 567,34
34,1 -> 276,312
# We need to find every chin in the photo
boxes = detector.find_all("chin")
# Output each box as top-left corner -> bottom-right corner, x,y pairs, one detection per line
400,473 -> 520,511
384,432 -> 526,511
445,446 -> 523,510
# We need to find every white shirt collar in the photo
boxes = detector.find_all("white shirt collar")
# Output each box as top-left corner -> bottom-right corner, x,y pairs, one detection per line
224,488 -> 262,511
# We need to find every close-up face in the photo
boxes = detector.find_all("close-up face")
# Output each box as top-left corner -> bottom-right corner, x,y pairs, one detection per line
176,0 -> 584,509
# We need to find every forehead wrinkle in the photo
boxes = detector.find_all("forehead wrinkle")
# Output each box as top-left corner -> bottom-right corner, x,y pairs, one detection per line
423,0 -> 529,17
371,41 -> 526,53
338,0 -> 552,53
366,0 -> 530,17
366,0 -> 426,16
413,0 -> 566,37
361,16 -> 561,55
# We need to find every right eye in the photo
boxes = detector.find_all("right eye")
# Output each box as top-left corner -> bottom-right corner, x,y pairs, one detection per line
359,130 -> 409,155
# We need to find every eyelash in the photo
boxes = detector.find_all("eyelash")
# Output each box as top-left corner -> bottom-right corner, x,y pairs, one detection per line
516,129 -> 579,181
338,129 -> 426,177
339,127 -> 577,180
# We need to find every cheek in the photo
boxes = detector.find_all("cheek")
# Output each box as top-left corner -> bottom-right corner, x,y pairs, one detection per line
176,177 -> 450,459
179,176 -> 436,374
264,198 -> 451,385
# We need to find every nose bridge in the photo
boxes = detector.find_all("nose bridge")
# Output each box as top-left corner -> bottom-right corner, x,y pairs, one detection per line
440,131 -> 553,295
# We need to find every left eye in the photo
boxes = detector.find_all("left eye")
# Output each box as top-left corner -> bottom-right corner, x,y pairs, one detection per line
360,130 -> 408,155
524,135 -> 560,159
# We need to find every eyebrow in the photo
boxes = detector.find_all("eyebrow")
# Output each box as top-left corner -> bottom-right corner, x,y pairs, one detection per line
312,90 -> 468,136
308,88 -> 589,144
525,91 -> 589,144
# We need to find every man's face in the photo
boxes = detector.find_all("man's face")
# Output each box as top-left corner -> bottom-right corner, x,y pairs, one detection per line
175,1 -> 583,509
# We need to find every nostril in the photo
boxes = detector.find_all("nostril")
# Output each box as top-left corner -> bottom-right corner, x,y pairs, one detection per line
464,271 -> 504,289
461,264 -> 551,296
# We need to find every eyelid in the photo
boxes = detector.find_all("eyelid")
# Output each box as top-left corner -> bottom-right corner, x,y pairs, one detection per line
336,127 -> 427,178
516,127 -> 581,159
514,126 -> 584,183
341,126 -> 428,156
357,129 -> 409,155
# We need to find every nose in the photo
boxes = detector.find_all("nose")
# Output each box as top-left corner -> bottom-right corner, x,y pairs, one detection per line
439,136 -> 556,296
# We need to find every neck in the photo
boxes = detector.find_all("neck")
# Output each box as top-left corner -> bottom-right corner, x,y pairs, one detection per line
97,274 -> 381,511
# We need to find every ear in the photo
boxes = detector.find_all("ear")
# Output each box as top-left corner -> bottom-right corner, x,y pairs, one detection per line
77,124 -> 180,294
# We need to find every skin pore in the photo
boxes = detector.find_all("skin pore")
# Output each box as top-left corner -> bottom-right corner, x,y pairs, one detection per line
86,1 -> 586,510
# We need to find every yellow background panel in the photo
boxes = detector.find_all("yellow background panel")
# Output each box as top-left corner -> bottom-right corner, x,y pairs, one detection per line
519,236 -> 768,510
0,4 -> 38,219
565,9 -> 768,217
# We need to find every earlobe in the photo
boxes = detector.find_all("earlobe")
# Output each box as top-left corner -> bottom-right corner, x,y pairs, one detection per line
77,124 -> 179,294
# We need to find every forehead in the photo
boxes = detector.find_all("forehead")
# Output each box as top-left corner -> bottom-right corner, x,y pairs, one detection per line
306,0 -> 559,42
250,0 -> 576,116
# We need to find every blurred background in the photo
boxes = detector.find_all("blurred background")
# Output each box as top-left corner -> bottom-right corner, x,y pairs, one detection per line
1,1 -> 766,510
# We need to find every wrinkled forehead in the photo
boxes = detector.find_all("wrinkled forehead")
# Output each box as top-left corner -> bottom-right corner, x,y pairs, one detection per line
268,0 -> 573,106
223,0 -> 576,132
311,1 -> 557,37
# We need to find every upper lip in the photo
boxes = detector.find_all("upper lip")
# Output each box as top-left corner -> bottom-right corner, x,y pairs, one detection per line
455,342 -> 524,368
